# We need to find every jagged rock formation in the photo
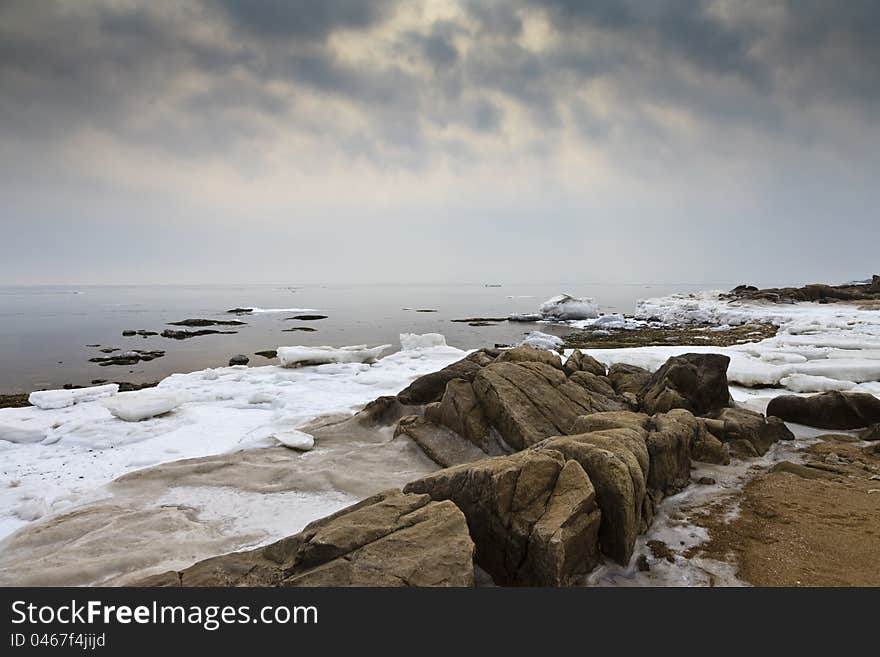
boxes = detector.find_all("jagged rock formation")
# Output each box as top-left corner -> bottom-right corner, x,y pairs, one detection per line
405,450 -> 601,586
142,346 -> 797,587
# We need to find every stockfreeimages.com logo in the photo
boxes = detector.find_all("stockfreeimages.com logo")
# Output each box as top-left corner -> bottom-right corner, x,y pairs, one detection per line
11,600 -> 318,632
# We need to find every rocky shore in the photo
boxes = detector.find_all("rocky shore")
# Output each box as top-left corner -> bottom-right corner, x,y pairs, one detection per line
133,344 -> 879,587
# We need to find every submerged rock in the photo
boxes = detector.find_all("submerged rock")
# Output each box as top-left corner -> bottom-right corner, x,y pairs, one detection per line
168,319 -> 246,327
136,490 -> 475,587
228,354 -> 249,366
161,329 -> 237,340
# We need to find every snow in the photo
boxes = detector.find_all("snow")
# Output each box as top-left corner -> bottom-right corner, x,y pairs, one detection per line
570,313 -> 646,331
399,333 -> 447,350
0,334 -> 466,541
28,384 -> 119,410
538,293 -> 599,320
573,290 -> 880,391
778,373 -> 857,393
276,344 -> 390,367
519,330 -> 564,350
101,391 -> 184,422
274,429 -> 315,451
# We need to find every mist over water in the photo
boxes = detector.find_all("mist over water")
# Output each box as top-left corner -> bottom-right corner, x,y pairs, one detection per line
0,282 -> 723,393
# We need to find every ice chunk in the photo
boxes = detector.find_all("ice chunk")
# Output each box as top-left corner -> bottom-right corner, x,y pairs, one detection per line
29,384 -> 119,410
520,331 -> 564,350
538,294 -> 599,320
273,430 -> 315,451
508,312 -> 543,322
779,374 -> 857,393
101,392 -> 183,422
0,424 -> 46,444
276,344 -> 390,368
399,333 -> 447,350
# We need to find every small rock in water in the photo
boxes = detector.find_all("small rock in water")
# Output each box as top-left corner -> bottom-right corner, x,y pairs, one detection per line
636,554 -> 650,572
287,314 -> 328,321
122,330 -> 136,336
274,430 -> 315,451
254,350 -> 277,359
228,354 -> 249,366
227,307 -> 254,314
696,476 -> 717,485
282,326 -> 317,332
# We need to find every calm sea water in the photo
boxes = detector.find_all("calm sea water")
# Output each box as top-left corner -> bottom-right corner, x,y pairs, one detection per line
0,283 -> 723,393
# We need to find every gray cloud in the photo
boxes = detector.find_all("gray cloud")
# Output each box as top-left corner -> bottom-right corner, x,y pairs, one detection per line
0,0 -> 878,284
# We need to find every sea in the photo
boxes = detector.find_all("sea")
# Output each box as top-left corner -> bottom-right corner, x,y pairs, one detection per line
0,282 -> 729,393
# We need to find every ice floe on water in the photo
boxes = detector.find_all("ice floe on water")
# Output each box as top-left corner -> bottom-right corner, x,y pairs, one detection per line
539,293 -> 599,320
29,384 -> 119,410
277,344 -> 390,367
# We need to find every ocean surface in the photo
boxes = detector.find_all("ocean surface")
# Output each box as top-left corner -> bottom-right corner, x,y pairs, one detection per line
0,282 -> 724,393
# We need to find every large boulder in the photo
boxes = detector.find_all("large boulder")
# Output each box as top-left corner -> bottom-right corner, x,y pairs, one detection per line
766,391 -> 880,430
538,429 -> 648,565
640,353 -> 731,416
472,361 -> 627,450
396,349 -> 497,404
405,450 -> 601,586
136,490 -> 475,587
704,407 -> 794,455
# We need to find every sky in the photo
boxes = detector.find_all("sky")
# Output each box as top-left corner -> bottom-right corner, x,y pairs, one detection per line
1,0 -> 878,287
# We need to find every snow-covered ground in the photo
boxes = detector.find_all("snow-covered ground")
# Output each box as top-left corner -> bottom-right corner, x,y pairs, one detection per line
0,290 -> 877,586
0,336 -> 466,543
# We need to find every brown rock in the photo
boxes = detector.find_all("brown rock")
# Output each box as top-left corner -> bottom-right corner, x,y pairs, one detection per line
607,363 -> 652,396
136,490 -> 475,587
495,345 -> 563,370
766,391 -> 880,430
396,350 -> 496,405
640,353 -> 731,416
706,407 -> 794,455
769,461 -> 839,480
540,429 -> 648,565
405,450 -> 601,586
563,350 -> 607,377
394,415 -> 497,468
859,423 -> 880,441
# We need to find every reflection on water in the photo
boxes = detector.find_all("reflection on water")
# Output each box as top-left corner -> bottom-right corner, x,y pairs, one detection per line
0,282 -> 722,393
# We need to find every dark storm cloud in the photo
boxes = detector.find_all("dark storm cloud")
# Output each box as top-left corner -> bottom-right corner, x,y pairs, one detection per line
212,0 -> 393,40
2,0 -> 879,162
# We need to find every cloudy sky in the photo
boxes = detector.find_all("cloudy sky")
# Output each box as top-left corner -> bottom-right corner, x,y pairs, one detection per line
1,0 -> 877,286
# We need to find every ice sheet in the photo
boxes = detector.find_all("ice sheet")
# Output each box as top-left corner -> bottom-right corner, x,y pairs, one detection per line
0,335 -> 466,540
28,384 -> 119,410
276,344 -> 391,367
